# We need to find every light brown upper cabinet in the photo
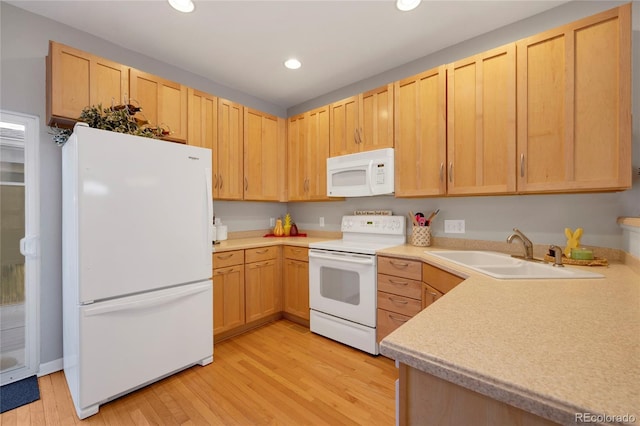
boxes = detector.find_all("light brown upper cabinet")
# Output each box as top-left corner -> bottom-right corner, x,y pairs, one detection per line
516,4 -> 631,193
446,43 -> 516,195
287,106 -> 331,201
329,84 -> 394,156
187,88 -> 217,197
47,41 -> 129,127
129,68 -> 188,143
244,108 -> 286,201
217,98 -> 244,200
394,66 -> 447,197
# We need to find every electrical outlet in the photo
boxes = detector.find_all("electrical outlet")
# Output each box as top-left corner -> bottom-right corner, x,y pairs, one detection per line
444,220 -> 465,234
269,217 -> 275,227
319,217 -> 325,227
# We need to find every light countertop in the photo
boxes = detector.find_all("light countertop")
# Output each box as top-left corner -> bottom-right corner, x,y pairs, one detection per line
213,236 -> 334,252
377,245 -> 640,425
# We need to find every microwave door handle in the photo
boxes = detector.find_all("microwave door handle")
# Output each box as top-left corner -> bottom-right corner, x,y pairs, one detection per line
368,160 -> 375,194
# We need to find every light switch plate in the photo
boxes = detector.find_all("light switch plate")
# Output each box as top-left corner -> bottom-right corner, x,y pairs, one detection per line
444,220 -> 465,233
319,217 -> 325,227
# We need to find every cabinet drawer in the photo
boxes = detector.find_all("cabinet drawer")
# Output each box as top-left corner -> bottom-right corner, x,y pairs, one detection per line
377,291 -> 422,317
377,308 -> 412,343
378,256 -> 422,280
423,263 -> 465,294
245,246 -> 278,263
377,273 -> 422,299
213,250 -> 244,269
283,245 -> 308,262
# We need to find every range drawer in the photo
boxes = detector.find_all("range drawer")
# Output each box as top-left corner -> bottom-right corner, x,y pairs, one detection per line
378,256 -> 422,280
377,273 -> 422,299
283,245 -> 308,262
377,308 -> 412,342
213,250 -> 244,269
377,291 -> 422,317
245,246 -> 278,263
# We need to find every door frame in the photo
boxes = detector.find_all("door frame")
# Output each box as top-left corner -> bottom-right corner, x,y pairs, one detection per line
0,110 -> 40,385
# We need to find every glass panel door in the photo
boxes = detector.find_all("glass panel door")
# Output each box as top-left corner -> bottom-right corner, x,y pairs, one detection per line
0,111 -> 39,385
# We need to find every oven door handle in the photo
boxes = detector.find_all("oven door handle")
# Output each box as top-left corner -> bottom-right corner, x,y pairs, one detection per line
309,250 -> 375,265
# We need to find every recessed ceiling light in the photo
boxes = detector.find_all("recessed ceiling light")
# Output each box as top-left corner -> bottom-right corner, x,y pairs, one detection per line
284,59 -> 302,70
168,0 -> 195,13
396,0 -> 421,12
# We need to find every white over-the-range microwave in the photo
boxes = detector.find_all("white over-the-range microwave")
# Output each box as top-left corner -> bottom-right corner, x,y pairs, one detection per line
326,148 -> 394,197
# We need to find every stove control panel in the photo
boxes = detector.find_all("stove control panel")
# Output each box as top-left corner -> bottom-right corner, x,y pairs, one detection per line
341,215 -> 405,235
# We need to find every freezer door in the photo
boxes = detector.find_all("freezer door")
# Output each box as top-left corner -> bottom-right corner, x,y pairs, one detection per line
64,126 -> 213,302
67,281 -> 213,418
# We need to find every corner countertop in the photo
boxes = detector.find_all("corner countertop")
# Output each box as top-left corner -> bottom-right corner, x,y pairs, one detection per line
213,236 -> 335,252
377,245 -> 640,425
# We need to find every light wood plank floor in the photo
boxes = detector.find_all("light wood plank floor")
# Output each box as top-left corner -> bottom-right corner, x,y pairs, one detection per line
0,320 -> 398,425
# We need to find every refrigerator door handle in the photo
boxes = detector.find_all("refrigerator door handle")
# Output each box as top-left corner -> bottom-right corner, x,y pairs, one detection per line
19,236 -> 38,258
83,284 -> 211,317
205,168 -> 213,243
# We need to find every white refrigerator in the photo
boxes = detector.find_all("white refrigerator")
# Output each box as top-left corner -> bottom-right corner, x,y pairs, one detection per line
62,123 -> 214,419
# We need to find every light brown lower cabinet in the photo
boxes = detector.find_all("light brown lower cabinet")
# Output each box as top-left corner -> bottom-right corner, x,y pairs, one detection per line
245,247 -> 282,323
398,363 -> 559,426
283,246 -> 310,323
212,250 -> 245,336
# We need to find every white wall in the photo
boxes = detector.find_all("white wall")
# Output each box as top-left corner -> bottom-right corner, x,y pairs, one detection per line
1,1 -> 637,368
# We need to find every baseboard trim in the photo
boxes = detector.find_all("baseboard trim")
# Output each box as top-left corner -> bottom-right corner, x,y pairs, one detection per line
39,358 -> 63,376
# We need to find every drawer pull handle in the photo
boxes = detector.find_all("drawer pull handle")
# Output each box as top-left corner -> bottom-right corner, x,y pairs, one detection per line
255,249 -> 269,254
389,297 -> 408,305
217,254 -> 233,260
216,267 -> 233,274
388,279 -> 409,285
390,261 -> 409,268
388,314 -> 408,323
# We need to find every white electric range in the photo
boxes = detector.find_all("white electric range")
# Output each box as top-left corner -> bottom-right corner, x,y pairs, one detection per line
308,215 -> 406,355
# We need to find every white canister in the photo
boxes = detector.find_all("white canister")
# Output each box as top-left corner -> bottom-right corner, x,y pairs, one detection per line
217,225 -> 228,241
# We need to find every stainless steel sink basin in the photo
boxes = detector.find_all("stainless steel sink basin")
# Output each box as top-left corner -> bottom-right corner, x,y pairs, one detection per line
425,250 -> 604,279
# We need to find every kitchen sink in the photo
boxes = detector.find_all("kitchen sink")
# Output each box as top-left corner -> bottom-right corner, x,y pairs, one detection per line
425,250 -> 604,279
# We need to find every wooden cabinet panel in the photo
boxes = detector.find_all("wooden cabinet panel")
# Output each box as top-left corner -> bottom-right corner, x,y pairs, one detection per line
394,66 -> 447,197
421,283 -> 443,310
378,256 -> 422,281
283,258 -> 310,321
47,41 -> 128,127
447,44 -> 516,195
283,245 -> 309,262
330,95 -> 359,157
378,291 -> 422,317
188,89 -> 217,197
217,98 -> 244,200
287,106 -> 331,201
360,84 -> 394,152
377,273 -> 422,299
245,246 -> 278,263
516,4 -> 631,193
129,68 -> 187,142
422,263 -> 465,295
244,108 -> 286,201
377,309 -> 411,343
245,259 -> 281,323
213,265 -> 245,335
213,250 -> 244,269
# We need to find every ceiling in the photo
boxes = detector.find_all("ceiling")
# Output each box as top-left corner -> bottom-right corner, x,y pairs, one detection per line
8,0 -> 580,109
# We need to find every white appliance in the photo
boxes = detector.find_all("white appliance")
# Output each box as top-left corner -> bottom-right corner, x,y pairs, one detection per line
62,123 -> 214,419
308,215 -> 405,355
327,148 -> 395,197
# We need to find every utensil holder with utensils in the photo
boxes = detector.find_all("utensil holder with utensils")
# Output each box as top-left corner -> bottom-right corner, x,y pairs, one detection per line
410,225 -> 431,247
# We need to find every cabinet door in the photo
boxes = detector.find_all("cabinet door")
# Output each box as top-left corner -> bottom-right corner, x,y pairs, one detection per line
245,259 -> 281,323
360,84 -> 394,153
394,66 -> 447,197
129,68 -> 188,142
244,108 -> 285,201
306,106 -> 331,200
188,89 -> 217,197
329,95 -> 359,156
217,98 -> 244,200
447,44 -> 516,195
47,41 -> 128,127
283,259 -> 309,320
421,283 -> 443,310
516,4 -> 631,193
287,114 -> 307,201
213,265 -> 245,336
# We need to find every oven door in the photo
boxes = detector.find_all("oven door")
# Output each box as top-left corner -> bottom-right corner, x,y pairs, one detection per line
308,249 -> 376,327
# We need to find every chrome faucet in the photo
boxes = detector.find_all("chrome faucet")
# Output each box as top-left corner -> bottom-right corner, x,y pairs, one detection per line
506,228 -> 534,260
548,245 -> 564,267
